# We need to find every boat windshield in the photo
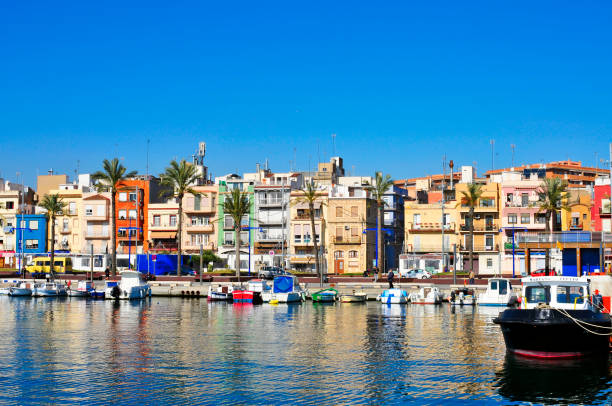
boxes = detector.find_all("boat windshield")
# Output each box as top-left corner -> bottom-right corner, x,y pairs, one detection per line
525,286 -> 550,303
556,286 -> 584,304
499,280 -> 508,294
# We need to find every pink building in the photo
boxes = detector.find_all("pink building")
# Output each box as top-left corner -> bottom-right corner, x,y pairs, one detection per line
592,179 -> 611,232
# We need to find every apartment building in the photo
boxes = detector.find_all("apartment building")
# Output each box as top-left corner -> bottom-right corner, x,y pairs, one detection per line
592,177 -> 611,232
289,185 -> 328,272
48,186 -> 85,254
81,192 -> 112,254
182,184 -> 218,254
148,201 -> 179,252
326,184 -> 376,274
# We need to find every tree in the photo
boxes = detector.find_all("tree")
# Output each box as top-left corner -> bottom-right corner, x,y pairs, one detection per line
293,181 -> 325,280
364,172 -> 394,276
536,178 -> 569,273
39,193 -> 67,280
222,188 -> 251,281
91,158 -> 137,276
461,183 -> 483,275
160,159 -> 201,276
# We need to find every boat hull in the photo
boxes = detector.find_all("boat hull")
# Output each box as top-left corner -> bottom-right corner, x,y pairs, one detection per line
8,288 -> 32,296
208,292 -> 233,301
274,292 -> 302,303
68,290 -> 90,297
494,308 -> 612,358
340,294 -> 367,303
105,286 -> 151,300
312,294 -> 336,303
233,290 -> 262,304
380,296 -> 407,304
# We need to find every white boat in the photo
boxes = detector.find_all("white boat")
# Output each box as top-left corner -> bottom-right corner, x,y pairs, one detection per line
377,288 -> 409,304
263,275 -> 304,303
0,279 -> 19,295
449,287 -> 475,306
9,282 -> 32,296
68,281 -> 95,297
33,282 -> 68,297
340,291 -> 367,303
409,286 -> 442,304
477,278 -> 518,307
208,285 -> 234,301
105,271 -> 151,300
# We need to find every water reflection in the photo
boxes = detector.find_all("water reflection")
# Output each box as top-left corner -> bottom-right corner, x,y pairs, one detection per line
495,353 -> 611,405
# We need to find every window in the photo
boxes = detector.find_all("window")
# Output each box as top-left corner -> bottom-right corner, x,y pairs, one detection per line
556,286 -> 584,304
241,215 -> 249,227
119,192 -> 127,202
525,286 -> 550,304
303,224 -> 311,242
348,250 -> 358,258
485,234 -> 494,249
535,214 -> 546,224
240,231 -> 248,244
194,195 -> 201,210
224,215 -> 234,229
169,215 -> 177,226
499,280 -> 508,294
520,214 -> 530,224
25,239 -> 38,249
69,202 -> 77,215
86,205 -> 93,216
128,210 -> 137,219
508,214 -> 517,224
20,220 -> 26,228
294,225 -> 301,243
153,215 -> 161,226
129,192 -> 137,202
334,250 -> 344,259
336,206 -> 343,217
118,210 -> 127,220
480,198 -> 494,208
6,201 -> 14,209
224,232 -> 234,245
29,220 -> 38,230
351,227 -> 359,238
521,193 -> 529,207
63,219 -> 69,232
350,206 -> 358,217
336,226 -> 343,241
486,258 -> 493,268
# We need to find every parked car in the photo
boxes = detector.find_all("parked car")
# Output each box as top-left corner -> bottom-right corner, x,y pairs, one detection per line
258,266 -> 289,280
401,269 -> 432,279
531,268 -> 557,277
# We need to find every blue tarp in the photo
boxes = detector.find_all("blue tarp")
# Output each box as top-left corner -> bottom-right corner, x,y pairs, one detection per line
136,254 -> 191,275
273,276 -> 294,293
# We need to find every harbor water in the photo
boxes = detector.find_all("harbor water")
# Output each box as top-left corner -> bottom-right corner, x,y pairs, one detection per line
0,297 -> 610,405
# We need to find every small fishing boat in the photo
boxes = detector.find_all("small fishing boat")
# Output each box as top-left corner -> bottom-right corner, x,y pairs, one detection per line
340,291 -> 367,303
449,287 -> 475,306
478,278 -> 518,307
377,288 -> 409,304
311,288 -> 338,303
409,286 -> 443,304
8,282 -> 32,296
0,280 -> 19,295
494,276 -> 612,358
262,275 -> 304,303
105,271 -> 151,300
233,280 -> 268,304
33,282 -> 68,297
68,281 -> 95,297
208,285 -> 234,301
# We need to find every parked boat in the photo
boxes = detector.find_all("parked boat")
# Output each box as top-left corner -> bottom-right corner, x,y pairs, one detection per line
340,291 -> 367,303
68,281 -> 95,297
9,282 -> 32,296
0,280 -> 19,295
494,276 -> 612,359
262,275 -> 304,303
208,285 -> 234,301
377,289 -> 408,304
105,271 -> 151,300
33,282 -> 68,297
312,288 -> 338,303
233,280 -> 269,304
449,287 -> 475,306
478,278 -> 518,307
409,287 -> 443,304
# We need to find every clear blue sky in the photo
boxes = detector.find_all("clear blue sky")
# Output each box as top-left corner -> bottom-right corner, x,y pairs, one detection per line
1,1 -> 611,188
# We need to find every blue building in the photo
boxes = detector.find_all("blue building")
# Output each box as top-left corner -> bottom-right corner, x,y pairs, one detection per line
383,185 -> 408,270
15,214 -> 47,255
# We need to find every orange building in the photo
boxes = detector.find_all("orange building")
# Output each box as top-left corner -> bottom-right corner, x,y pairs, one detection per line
115,176 -> 165,254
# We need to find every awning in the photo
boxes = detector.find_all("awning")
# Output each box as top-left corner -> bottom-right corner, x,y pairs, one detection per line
150,231 -> 177,239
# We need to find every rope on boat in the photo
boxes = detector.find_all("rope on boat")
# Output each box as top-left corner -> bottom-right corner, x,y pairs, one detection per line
552,307 -> 612,336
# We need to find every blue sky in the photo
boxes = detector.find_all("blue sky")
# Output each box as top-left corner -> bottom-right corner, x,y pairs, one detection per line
1,1 -> 611,188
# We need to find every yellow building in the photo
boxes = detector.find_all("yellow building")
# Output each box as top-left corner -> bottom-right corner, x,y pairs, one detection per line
561,190 -> 592,231
47,187 -> 84,254
81,192 -> 112,254
325,185 -> 376,274
181,184 -> 218,253
289,186 -> 328,272
456,182 -> 502,275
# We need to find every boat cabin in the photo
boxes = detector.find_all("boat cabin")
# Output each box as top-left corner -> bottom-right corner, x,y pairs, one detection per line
521,276 -> 592,310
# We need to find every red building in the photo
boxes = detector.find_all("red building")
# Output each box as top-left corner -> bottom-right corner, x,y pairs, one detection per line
115,176 -> 164,254
592,181 -> 611,232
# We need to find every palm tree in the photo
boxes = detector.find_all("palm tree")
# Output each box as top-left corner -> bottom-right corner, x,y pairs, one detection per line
364,172 -> 394,276
92,158 -> 137,276
39,193 -> 67,279
293,181 -> 324,280
160,159 -> 201,276
222,188 -> 251,281
461,183 -> 483,275
536,178 -> 569,273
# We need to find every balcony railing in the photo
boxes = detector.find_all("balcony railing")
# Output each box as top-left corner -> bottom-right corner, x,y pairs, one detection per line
186,224 -> 214,233
333,236 -> 362,244
460,223 -> 499,232
294,214 -> 320,220
258,198 -> 283,206
85,231 -> 110,239
599,207 -> 611,216
408,222 -> 455,232
516,231 -> 612,246
150,222 -> 178,229
459,243 -> 500,252
258,233 -> 284,241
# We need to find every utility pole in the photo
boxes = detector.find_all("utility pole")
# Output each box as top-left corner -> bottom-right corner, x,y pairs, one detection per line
90,244 -> 94,283
490,139 -> 495,172
453,243 -> 457,285
441,155 -> 446,273
511,144 -> 516,168
199,243 -> 203,284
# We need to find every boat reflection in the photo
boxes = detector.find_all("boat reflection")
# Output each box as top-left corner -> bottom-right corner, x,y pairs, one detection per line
495,353 -> 611,405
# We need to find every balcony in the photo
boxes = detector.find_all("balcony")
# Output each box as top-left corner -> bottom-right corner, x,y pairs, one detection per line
333,236 -> 362,244
294,214 -> 320,220
504,201 -> 533,208
183,205 -> 215,214
184,243 -> 215,251
149,222 -> 178,231
459,243 -> 500,252
459,223 -> 499,232
257,233 -> 284,242
408,222 -> 455,232
60,228 -> 71,234
85,231 -> 110,239
223,240 -> 248,247
258,198 -> 283,207
293,238 -> 321,246
599,207 -> 611,217
84,212 -> 108,221
290,254 -> 317,263
186,224 -> 214,233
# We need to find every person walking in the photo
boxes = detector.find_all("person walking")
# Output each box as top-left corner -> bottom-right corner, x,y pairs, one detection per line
468,270 -> 475,285
105,267 -> 110,279
387,269 -> 395,289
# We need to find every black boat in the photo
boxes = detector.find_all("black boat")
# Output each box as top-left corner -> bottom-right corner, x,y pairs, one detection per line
493,276 -> 612,359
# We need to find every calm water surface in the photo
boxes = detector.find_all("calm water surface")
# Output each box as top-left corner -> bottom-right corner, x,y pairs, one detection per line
0,297 -> 610,405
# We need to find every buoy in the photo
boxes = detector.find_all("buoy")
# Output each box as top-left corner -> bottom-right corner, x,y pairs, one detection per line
270,299 -> 279,305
